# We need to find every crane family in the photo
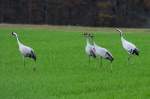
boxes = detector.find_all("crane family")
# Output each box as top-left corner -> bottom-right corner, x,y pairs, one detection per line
11,28 -> 139,71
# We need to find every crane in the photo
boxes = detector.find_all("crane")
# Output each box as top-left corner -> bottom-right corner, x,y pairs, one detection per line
89,33 -> 114,71
83,33 -> 96,64
116,28 -> 139,62
12,32 -> 36,71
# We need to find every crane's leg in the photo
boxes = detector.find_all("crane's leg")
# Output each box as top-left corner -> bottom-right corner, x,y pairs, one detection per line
100,57 -> 103,67
88,56 -> 90,64
33,61 -> 36,71
110,62 -> 112,72
127,55 -> 131,65
23,57 -> 25,67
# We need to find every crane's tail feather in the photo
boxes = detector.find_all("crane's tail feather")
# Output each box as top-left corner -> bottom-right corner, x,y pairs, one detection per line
133,48 -> 139,56
31,50 -> 36,61
106,52 -> 114,62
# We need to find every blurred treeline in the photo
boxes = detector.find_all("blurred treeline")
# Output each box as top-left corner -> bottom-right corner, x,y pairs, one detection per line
0,0 -> 150,27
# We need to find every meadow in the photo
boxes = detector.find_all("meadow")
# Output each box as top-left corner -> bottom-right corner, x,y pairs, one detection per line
0,24 -> 150,99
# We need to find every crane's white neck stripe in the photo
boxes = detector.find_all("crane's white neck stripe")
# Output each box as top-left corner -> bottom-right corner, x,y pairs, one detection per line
14,34 -> 21,45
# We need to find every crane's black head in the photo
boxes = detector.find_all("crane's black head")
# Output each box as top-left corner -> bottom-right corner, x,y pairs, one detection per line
83,32 -> 94,37
11,32 -> 17,37
83,32 -> 88,38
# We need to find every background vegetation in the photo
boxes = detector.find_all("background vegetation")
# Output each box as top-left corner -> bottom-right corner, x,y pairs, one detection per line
0,0 -> 150,27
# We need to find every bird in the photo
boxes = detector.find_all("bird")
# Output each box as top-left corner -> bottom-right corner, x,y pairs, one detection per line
89,33 -> 114,71
116,28 -> 139,62
11,32 -> 36,70
83,33 -> 96,64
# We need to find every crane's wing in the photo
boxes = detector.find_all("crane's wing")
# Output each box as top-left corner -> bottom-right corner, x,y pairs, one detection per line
19,44 -> 36,61
122,39 -> 136,52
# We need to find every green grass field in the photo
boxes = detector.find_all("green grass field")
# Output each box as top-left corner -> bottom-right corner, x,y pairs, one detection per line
0,24 -> 150,99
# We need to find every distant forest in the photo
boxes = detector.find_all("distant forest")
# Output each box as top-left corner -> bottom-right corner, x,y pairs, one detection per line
0,0 -> 150,27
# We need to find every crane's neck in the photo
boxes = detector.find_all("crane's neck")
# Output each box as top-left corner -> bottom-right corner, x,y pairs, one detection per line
120,31 -> 123,37
121,36 -> 126,44
14,34 -> 21,46
121,36 -> 124,40
116,29 -> 125,42
120,31 -> 125,43
93,42 -> 96,46
86,38 -> 92,46
93,42 -> 97,47
90,37 -> 94,45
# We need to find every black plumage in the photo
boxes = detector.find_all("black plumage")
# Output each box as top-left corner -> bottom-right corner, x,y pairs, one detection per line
105,52 -> 114,62
133,48 -> 139,56
25,50 -> 36,61
90,50 -> 96,58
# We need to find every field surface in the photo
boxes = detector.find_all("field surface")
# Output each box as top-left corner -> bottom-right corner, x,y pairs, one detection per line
0,24 -> 150,99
